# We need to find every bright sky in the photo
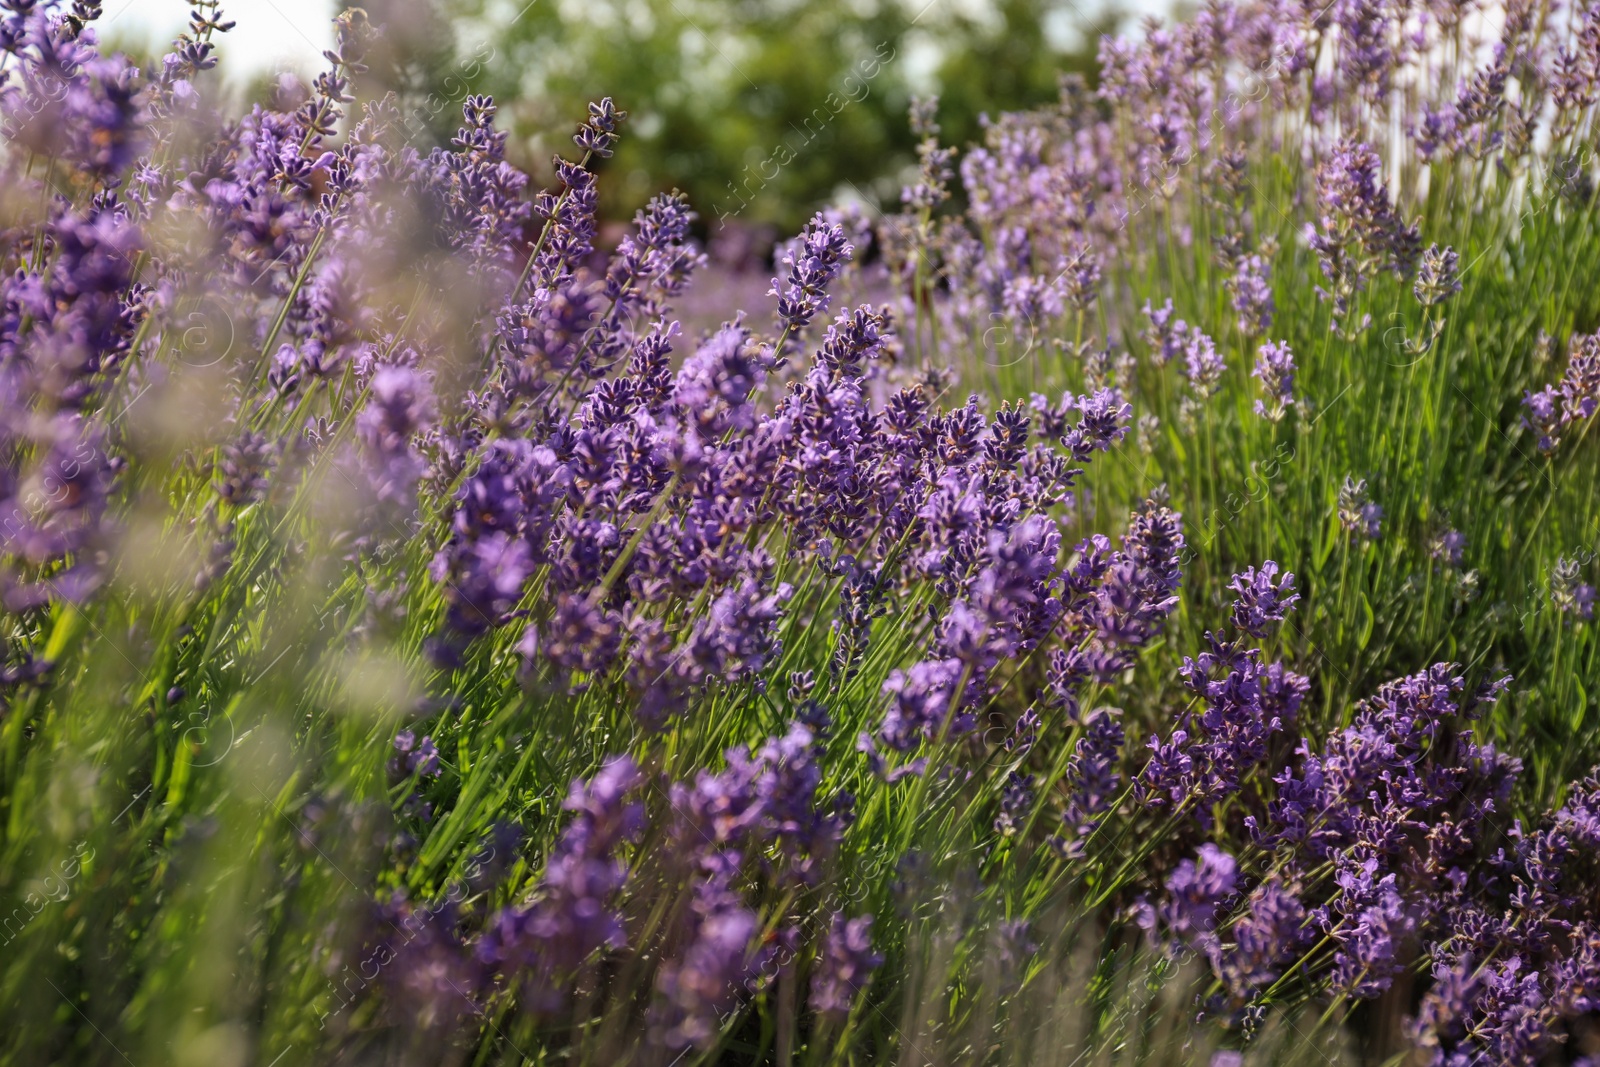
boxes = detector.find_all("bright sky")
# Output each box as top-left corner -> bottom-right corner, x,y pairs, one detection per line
100,0 -> 333,80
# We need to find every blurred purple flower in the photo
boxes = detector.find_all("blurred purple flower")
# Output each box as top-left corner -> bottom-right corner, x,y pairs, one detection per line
809,913 -> 882,1021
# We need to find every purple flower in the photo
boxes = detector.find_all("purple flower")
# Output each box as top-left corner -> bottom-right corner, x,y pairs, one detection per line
215,432 -> 279,506
1414,243 -> 1461,306
573,96 -> 625,158
816,305 -> 891,381
771,215 -> 852,336
0,417 -> 115,610
1560,333 -> 1600,426
430,441 -> 570,652
1450,58 -> 1512,160
477,757 -> 643,1007
1060,238 -> 1103,310
651,723 -> 841,1045
751,724 -> 845,872
392,734 -> 441,779
1140,730 -> 1195,810
1334,0 -> 1395,102
903,103 -> 956,211
21,9 -> 1600,1049
994,771 -> 1035,836
670,722 -> 845,883
879,657 -> 967,752
1328,874 -> 1415,999
1253,340 -> 1296,421
1337,476 -> 1382,540
1552,770 -> 1600,851
936,513 -> 1062,672
1140,627 -> 1302,819
652,905 -> 763,1049
683,577 -> 792,683
1237,661 -> 1526,1012
1429,528 -> 1467,568
983,402 -> 1030,472
1228,562 -> 1299,637
524,593 -> 624,676
1066,388 -> 1133,459
3,26 -> 147,179
430,530 -> 534,650
1408,951 -> 1483,1055
1470,957 -> 1553,1063
1211,880 -> 1308,994
1093,501 -> 1185,648
68,55 -> 147,178
1522,386 -> 1564,454
673,318 -> 770,437
1160,844 -> 1238,940
1307,140 -> 1419,329
368,894 -> 482,1031
1551,557 -> 1596,621
671,747 -> 768,851
1056,707 -> 1125,857
1140,299 -> 1187,365
1229,254 -> 1274,334
497,283 -> 603,381
349,365 -> 434,532
1182,327 -> 1225,398
809,913 -> 883,1021
603,191 -> 704,319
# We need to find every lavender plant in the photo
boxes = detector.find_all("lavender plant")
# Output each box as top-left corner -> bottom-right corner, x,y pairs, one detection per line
0,2 -> 1598,1066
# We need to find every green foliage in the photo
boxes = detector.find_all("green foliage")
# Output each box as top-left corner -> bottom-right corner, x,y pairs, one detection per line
438,0 -> 1108,228
927,0 -> 1110,154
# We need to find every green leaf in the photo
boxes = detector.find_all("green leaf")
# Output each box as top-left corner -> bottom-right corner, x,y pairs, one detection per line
43,602 -> 89,663
1357,593 -> 1375,651
1315,519 -> 1339,570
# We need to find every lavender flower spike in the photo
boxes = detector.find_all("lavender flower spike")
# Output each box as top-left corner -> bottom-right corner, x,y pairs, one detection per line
809,913 -> 883,1021
1337,476 -> 1382,540
1253,341 -> 1296,422
1160,844 -> 1238,940
1414,243 -> 1461,306
771,214 -> 853,336
1551,557 -> 1597,621
1228,562 -> 1300,637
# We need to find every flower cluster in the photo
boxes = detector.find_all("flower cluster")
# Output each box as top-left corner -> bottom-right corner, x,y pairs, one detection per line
1133,653 -> 1542,1037
1523,332 -> 1600,454
1337,476 -> 1383,540
1306,140 -> 1421,333
1137,563 -> 1309,823
1252,341 -> 1297,422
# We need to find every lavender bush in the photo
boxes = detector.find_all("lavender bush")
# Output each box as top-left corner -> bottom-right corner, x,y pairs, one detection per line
1,1 -> 1600,1065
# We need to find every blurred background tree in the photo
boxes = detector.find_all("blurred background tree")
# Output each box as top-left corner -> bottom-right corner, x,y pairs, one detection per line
364,0 -> 1117,235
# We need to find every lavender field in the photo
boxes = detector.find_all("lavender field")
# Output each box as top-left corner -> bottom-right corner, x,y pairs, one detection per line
2,0 -> 1600,1064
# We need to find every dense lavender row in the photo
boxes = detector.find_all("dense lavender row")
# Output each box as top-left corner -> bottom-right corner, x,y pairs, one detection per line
1,0 -> 1599,1064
